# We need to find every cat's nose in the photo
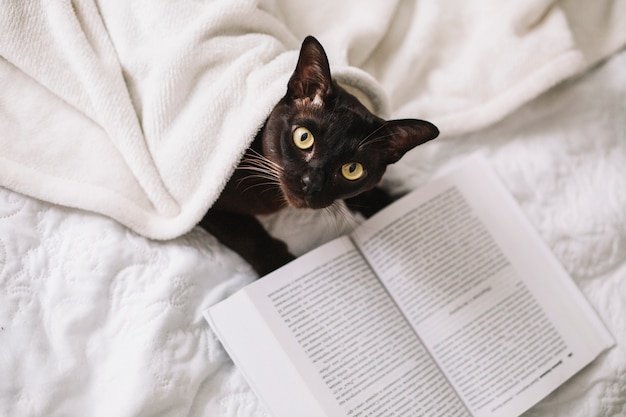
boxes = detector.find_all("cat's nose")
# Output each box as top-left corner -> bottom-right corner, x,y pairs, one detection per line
301,171 -> 323,194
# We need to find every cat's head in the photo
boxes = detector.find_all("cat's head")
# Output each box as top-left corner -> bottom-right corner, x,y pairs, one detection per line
260,36 -> 438,209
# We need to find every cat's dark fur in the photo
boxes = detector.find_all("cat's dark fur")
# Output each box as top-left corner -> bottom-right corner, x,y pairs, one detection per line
200,36 -> 438,276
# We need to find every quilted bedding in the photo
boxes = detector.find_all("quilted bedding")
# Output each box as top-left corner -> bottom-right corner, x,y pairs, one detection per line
2,2 -> 626,417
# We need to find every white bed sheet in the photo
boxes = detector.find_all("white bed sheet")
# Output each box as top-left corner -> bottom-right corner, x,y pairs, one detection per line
1,46 -> 625,417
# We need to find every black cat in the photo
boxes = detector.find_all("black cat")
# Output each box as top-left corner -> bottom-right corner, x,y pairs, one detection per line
200,36 -> 438,275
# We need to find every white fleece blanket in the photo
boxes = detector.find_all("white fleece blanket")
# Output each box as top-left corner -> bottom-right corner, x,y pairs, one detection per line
1,39 -> 626,417
1,0 -> 625,239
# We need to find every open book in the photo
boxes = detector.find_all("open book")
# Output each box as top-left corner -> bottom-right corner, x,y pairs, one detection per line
204,157 -> 614,417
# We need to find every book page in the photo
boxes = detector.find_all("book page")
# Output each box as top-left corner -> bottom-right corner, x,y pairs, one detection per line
351,158 -> 614,417
208,236 -> 470,417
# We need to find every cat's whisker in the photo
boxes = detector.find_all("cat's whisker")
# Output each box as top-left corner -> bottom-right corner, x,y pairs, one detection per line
321,201 -> 358,232
237,168 -> 280,182
244,149 -> 283,172
240,161 -> 281,175
239,158 -> 283,184
237,173 -> 279,185
239,157 -> 281,171
357,122 -> 390,150
358,132 -> 406,151
238,178 -> 281,195
336,202 -> 359,229
238,165 -> 281,180
325,94 -> 341,124
234,149 -> 289,198
235,167 -> 281,188
239,159 -> 282,176
319,206 -> 338,232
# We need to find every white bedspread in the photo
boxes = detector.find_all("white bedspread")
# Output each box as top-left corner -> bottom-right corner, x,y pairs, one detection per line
1,2 -> 626,417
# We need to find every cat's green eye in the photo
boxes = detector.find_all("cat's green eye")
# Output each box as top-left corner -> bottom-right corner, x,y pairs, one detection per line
293,127 -> 314,150
341,162 -> 364,181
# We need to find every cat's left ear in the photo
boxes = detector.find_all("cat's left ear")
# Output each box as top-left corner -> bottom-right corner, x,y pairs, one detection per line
380,119 -> 439,164
288,36 -> 334,101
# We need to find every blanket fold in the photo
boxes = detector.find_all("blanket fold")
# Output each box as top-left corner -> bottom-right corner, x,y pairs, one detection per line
1,0 -> 624,239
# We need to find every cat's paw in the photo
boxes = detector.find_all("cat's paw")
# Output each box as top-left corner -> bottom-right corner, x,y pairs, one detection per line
251,240 -> 295,277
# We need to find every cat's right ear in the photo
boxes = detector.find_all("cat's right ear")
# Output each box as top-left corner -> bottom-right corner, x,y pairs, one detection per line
288,36 -> 334,101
